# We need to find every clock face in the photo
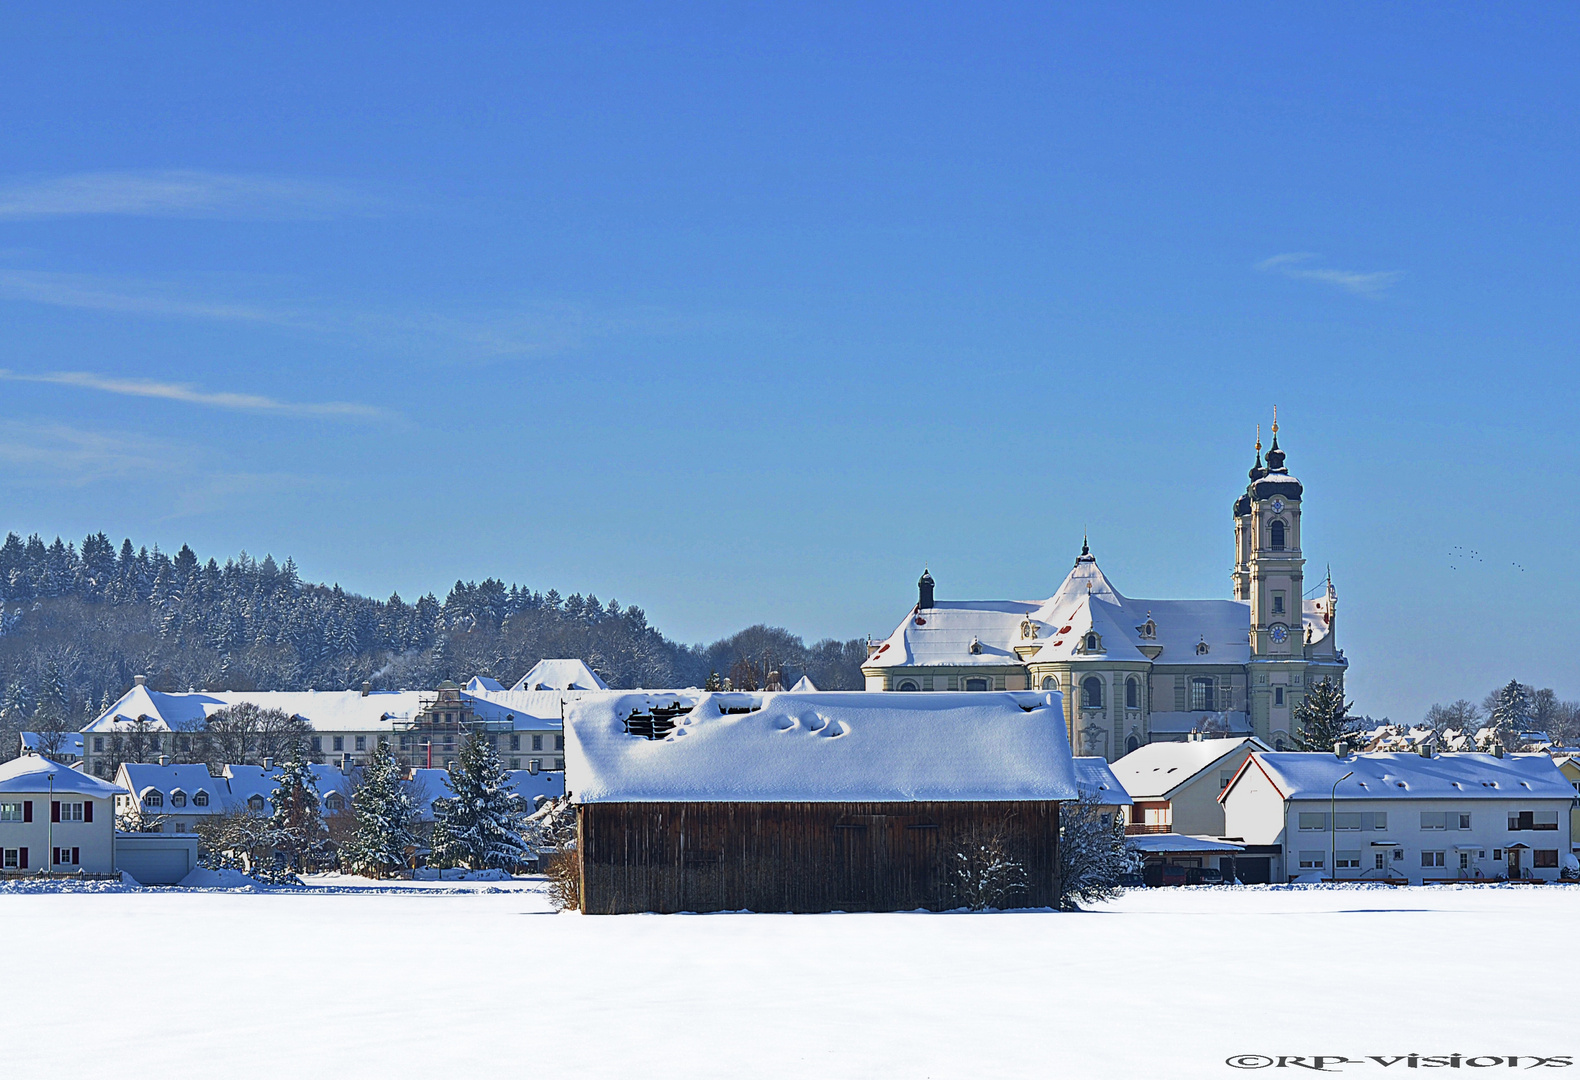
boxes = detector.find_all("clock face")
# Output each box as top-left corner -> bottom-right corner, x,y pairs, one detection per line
1269,624 -> 1289,644
1270,498 -> 1285,513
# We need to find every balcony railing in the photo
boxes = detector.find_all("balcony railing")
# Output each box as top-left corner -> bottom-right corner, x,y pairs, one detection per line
1125,823 -> 1173,835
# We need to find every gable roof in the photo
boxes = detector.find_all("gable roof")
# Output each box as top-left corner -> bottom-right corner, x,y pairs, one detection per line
1221,751 -> 1577,803
0,754 -> 124,797
567,691 -> 1076,804
80,686 -> 425,734
1110,737 -> 1267,801
511,659 -> 609,692
117,763 -> 224,807
1073,757 -> 1132,806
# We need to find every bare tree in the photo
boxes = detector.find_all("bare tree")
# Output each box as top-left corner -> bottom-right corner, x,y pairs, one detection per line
201,702 -> 312,768
942,822 -> 1028,910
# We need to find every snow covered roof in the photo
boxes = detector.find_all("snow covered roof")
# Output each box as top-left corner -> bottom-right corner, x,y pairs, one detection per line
1225,752 -> 1578,803
1073,757 -> 1132,806
566,691 -> 1077,804
1127,834 -> 1244,854
0,754 -> 124,797
117,763 -> 224,809
407,768 -> 566,822
1111,737 -> 1268,801
221,764 -> 352,810
465,676 -> 505,693
789,676 -> 818,692
866,553 -> 1258,670
511,659 -> 609,692
18,732 -> 84,755
80,686 -> 425,734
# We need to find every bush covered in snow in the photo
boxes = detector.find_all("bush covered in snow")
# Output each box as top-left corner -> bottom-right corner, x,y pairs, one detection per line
1057,793 -> 1142,911
943,824 -> 1029,910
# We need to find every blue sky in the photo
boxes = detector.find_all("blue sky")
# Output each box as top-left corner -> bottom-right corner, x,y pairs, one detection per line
1,5 -> 1576,720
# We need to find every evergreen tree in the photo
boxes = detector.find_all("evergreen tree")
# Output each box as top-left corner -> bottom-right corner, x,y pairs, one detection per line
1487,679 -> 1532,750
263,751 -> 323,881
1292,678 -> 1357,751
429,733 -> 530,871
343,742 -> 419,878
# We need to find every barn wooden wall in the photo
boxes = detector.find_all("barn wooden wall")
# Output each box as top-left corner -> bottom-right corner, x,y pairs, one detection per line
578,800 -> 1061,914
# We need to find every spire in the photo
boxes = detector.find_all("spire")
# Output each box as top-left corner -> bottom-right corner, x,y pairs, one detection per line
917,566 -> 935,610
1264,407 -> 1286,472
1249,424 -> 1267,480
1076,534 -> 1095,564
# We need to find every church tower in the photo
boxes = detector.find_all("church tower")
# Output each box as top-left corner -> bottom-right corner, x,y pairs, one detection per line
1233,412 -> 1317,746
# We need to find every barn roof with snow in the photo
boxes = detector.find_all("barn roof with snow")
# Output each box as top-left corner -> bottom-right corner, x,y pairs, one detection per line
566,691 -> 1076,804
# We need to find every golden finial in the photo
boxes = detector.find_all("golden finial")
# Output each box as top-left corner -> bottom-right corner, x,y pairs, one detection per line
1271,405 -> 1278,435
1255,423 -> 1261,452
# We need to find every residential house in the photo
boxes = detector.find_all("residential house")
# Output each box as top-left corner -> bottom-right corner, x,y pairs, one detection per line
1220,750 -> 1576,884
567,690 -> 1076,913
1110,736 -> 1268,837
1554,755 -> 1580,851
0,754 -> 124,875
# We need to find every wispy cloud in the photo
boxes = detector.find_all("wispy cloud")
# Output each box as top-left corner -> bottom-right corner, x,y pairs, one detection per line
1255,253 -> 1402,297
0,170 -> 381,221
0,369 -> 388,421
0,419 -> 312,517
0,267 -> 707,360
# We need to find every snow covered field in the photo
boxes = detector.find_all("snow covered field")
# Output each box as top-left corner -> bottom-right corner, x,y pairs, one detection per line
3,881 -> 1575,1079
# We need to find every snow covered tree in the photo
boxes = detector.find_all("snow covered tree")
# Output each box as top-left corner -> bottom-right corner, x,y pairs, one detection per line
943,823 -> 1028,910
1292,678 -> 1357,751
262,751 -> 324,881
428,733 -> 530,871
525,795 -> 580,910
343,742 -> 420,878
1485,679 -> 1531,751
1057,793 -> 1143,911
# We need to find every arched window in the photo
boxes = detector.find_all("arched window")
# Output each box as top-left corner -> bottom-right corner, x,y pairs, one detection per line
1270,520 -> 1286,551
1041,676 -> 1058,691
1126,734 -> 1140,754
1082,676 -> 1103,709
170,791 -> 187,807
192,791 -> 209,807
247,795 -> 265,812
896,680 -> 919,692
1125,677 -> 1139,709
1275,738 -> 1286,751
1084,633 -> 1098,651
143,790 -> 163,807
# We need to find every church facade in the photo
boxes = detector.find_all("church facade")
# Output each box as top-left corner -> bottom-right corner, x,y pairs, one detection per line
861,429 -> 1347,761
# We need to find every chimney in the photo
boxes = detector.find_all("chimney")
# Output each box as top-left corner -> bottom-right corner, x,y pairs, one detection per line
918,568 -> 935,610
263,756 -> 273,770
133,675 -> 146,687
159,754 -> 169,767
341,752 -> 352,774
1494,744 -> 1505,759
361,681 -> 371,697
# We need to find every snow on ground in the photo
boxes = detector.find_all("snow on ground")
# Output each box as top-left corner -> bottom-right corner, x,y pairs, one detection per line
2,882 -> 1575,1079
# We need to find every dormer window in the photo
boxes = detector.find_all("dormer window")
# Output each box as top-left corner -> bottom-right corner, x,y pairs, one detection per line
325,793 -> 347,812
247,795 -> 265,812
969,636 -> 983,655
192,791 -> 209,807
1195,638 -> 1210,656
170,791 -> 187,808
143,791 -> 163,807
1136,615 -> 1156,639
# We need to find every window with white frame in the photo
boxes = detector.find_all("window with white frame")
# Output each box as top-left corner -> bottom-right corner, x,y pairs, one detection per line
355,736 -> 366,751
193,791 -> 209,807
1421,851 -> 1446,868
1420,812 -> 1447,831
248,796 -> 265,811
2,849 -> 17,868
1298,851 -> 1325,870
143,791 -> 163,807
58,802 -> 84,821
1190,677 -> 1215,711
1335,850 -> 1361,869
171,792 -> 186,808
1,802 -> 25,822
1333,813 -> 1361,831
1297,812 -> 1327,831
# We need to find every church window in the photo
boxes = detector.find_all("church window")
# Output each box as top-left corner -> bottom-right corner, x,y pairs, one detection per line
1081,677 -> 1104,709
1275,687 -> 1285,706
896,680 -> 919,692
1041,676 -> 1058,691
1272,591 -> 1285,615
1190,677 -> 1215,711
1126,734 -> 1140,754
1270,520 -> 1286,551
1125,677 -> 1139,709
1275,738 -> 1285,751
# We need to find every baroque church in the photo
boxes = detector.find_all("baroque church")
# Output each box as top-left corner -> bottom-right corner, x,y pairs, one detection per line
861,425 -> 1347,761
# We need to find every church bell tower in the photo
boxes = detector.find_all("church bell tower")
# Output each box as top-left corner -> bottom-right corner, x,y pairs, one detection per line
1233,413 -> 1304,659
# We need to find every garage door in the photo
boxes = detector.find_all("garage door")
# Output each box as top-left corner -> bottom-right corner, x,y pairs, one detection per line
119,848 -> 192,885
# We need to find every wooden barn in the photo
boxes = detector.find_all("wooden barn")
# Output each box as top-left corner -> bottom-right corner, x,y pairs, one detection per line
565,690 -> 1076,913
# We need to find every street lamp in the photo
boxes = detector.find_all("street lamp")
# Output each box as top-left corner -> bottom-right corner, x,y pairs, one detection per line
1330,769 -> 1353,883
